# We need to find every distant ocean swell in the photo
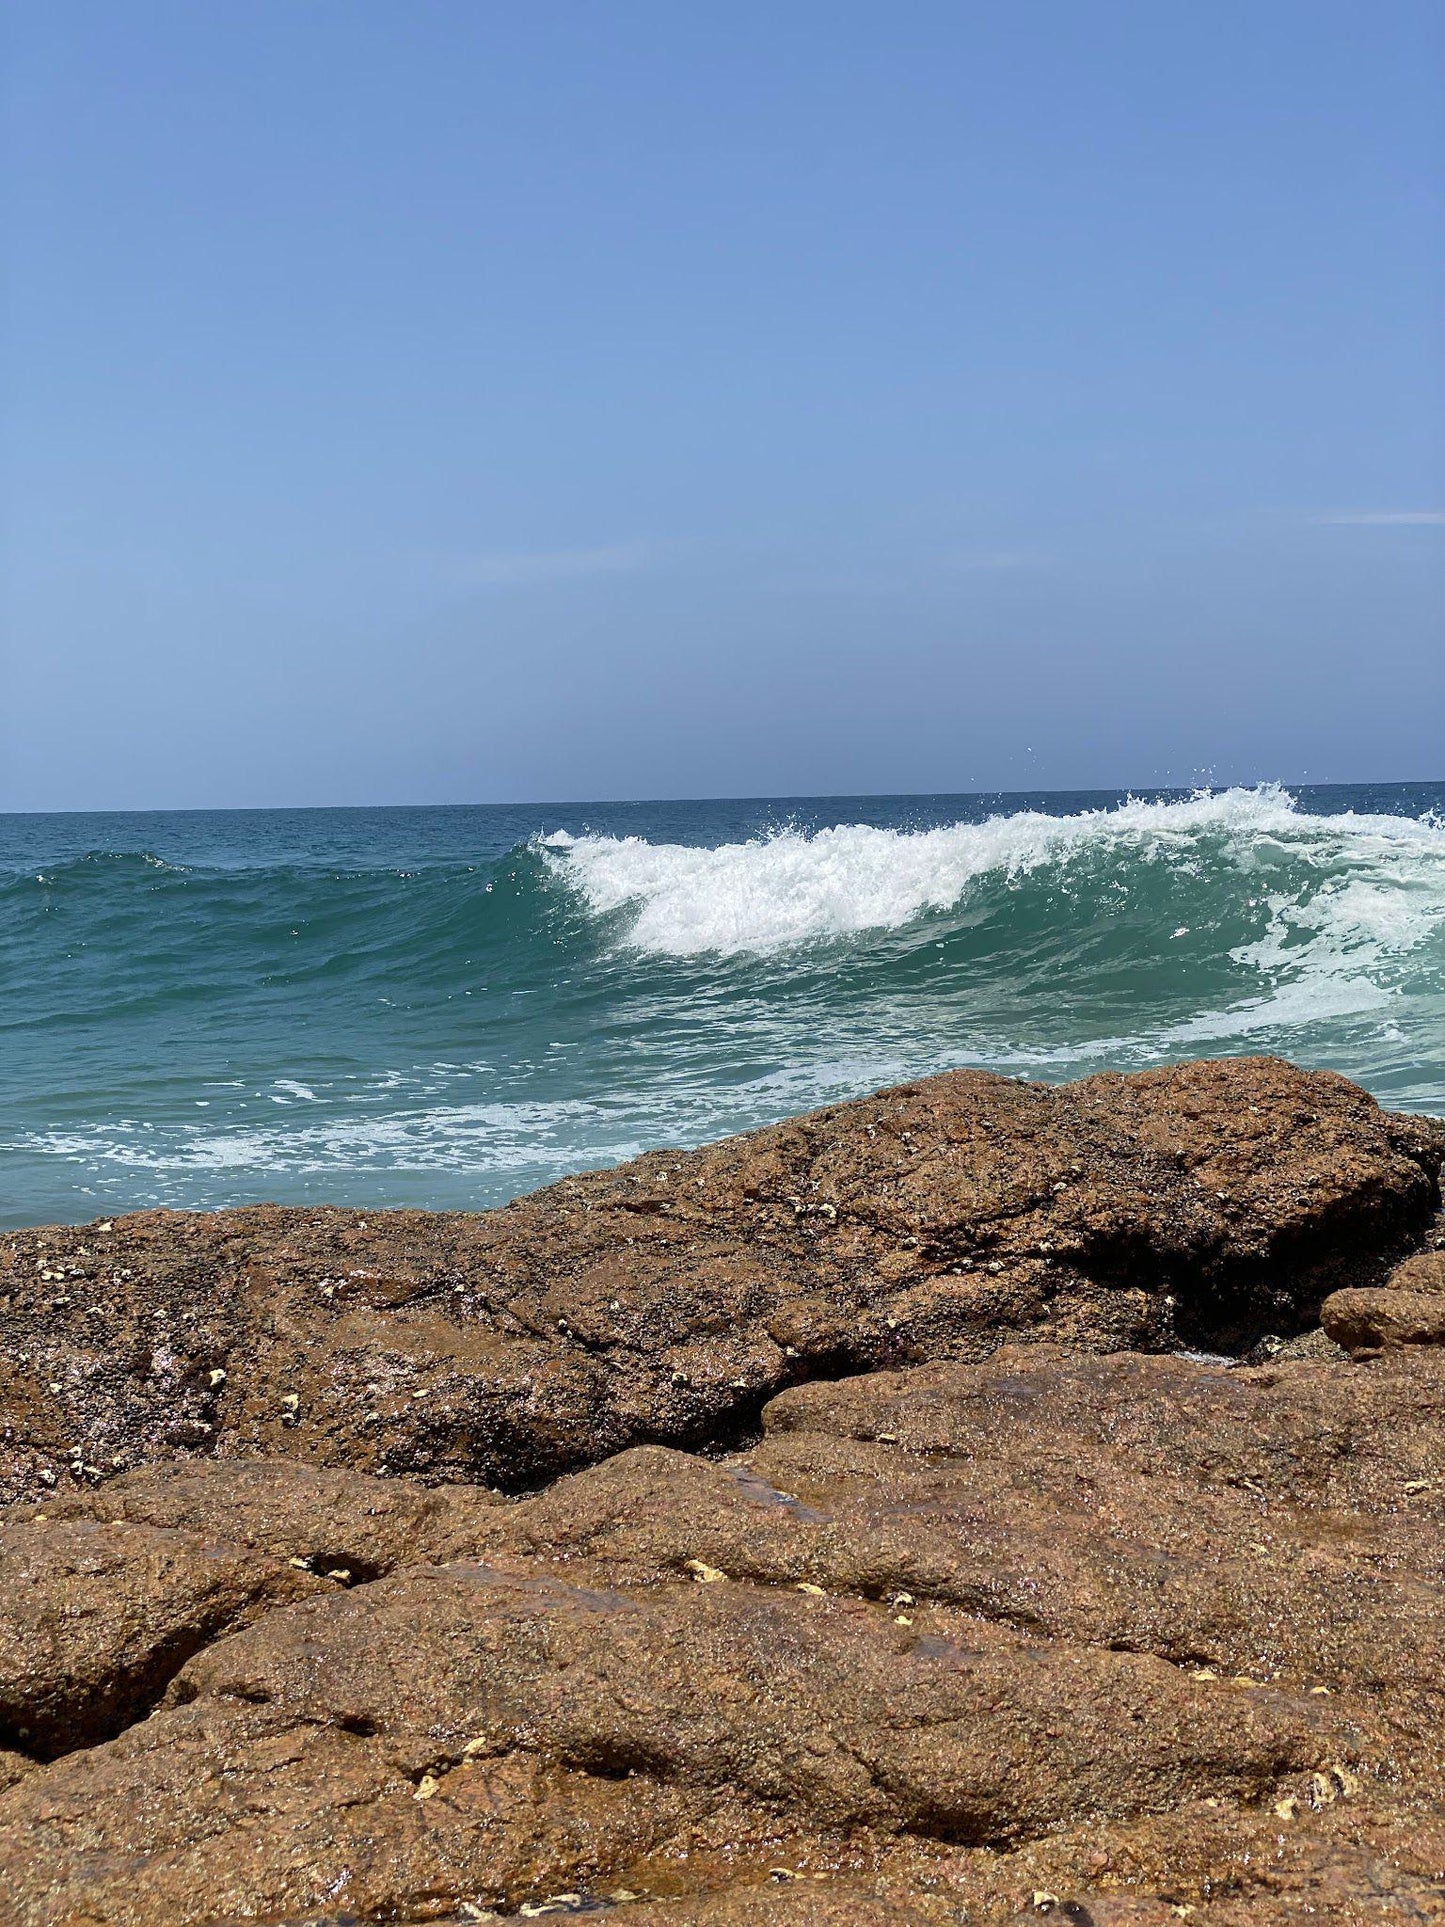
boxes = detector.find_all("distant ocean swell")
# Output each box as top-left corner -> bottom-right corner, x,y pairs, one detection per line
2,785 -> 1442,1226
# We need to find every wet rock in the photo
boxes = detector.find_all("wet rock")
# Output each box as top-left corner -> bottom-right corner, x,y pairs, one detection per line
0,1514 -> 323,1758
1002,1791 -> 1445,1926
2,1057 -> 1441,1503
4,1339 -> 1445,1922
572,1884 -> 955,1924
463,1345 -> 1445,1696
758,1342 -> 1445,1517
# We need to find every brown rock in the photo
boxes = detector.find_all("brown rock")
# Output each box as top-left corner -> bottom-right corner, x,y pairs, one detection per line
0,1514 -> 323,1759
1321,1287 -> 1445,1352
4,1341 -> 1445,1922
1319,1243 -> 1445,1353
0,1559 -> 1359,1923
529,1882 -> 957,1924
2,1058 -> 1444,1926
1385,1249 -> 1445,1294
19,1455 -> 499,1577
464,1344 -> 1445,1696
3,1057 -> 1441,1505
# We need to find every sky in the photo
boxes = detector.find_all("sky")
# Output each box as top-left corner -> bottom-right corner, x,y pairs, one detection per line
2,1 -> 1442,810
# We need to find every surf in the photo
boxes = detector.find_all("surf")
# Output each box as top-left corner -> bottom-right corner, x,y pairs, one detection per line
3,786 -> 1442,1226
541,785 -> 1445,960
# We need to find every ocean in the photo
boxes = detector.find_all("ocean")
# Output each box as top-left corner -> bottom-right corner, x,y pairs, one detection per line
2,783 -> 1443,1231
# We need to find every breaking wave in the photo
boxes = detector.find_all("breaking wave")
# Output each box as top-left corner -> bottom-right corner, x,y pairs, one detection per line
542,786 -> 1445,961
3,785 -> 1442,1224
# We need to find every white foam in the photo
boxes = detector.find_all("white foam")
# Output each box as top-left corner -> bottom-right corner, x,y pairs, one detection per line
544,787 -> 1445,960
13,1098 -> 636,1178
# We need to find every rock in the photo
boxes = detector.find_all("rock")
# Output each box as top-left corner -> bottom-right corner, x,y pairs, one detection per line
1239,1324 -> 1348,1364
2,1057 -> 1441,1504
2,1057 -> 1444,1925
18,1455 -> 499,1577
597,1890 -> 952,1925
0,1514 -> 323,1758
1384,1249 -> 1445,1294
0,1558 -> 1361,1923
1321,1286 -> 1445,1353
0,1463 -> 500,1766
462,1344 -> 1445,1696
3,1342 -> 1445,1921
0,1464 -> 504,1765
1321,1243 -> 1445,1352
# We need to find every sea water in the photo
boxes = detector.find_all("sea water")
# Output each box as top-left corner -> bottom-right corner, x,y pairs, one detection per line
2,783 -> 1442,1228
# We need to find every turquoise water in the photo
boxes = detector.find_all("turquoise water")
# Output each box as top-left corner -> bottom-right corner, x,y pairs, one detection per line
2,784 -> 1443,1229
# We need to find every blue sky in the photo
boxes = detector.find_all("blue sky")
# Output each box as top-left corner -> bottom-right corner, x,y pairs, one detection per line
3,1 -> 1442,809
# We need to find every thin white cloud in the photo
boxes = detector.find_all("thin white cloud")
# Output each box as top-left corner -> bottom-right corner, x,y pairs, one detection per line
1314,510 -> 1445,527
448,542 -> 652,586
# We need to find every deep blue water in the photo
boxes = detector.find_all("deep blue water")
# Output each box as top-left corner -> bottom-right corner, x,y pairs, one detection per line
2,783 -> 1442,1229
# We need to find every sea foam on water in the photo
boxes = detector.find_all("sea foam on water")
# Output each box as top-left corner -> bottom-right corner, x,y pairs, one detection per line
544,785 -> 1445,961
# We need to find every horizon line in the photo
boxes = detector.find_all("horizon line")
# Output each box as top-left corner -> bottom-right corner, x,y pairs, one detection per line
2,775 -> 1441,819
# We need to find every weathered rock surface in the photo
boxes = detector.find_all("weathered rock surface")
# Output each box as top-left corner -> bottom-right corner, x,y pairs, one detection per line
1382,1250 -> 1445,1294
469,1347 -> 1445,1696
2,1058 -> 1445,1925
5,1344 -> 1445,1921
1323,1285 -> 1445,1353
0,1513 -> 323,1759
1322,1245 -> 1445,1354
3,1057 -> 1442,1506
0,1461 -> 498,1763
24,1455 -> 500,1575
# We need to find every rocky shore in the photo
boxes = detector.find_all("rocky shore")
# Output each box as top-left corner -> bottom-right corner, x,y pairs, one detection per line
3,1056 -> 1445,1924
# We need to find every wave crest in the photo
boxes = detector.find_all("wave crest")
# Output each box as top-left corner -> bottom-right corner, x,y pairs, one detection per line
542,787 -> 1445,959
